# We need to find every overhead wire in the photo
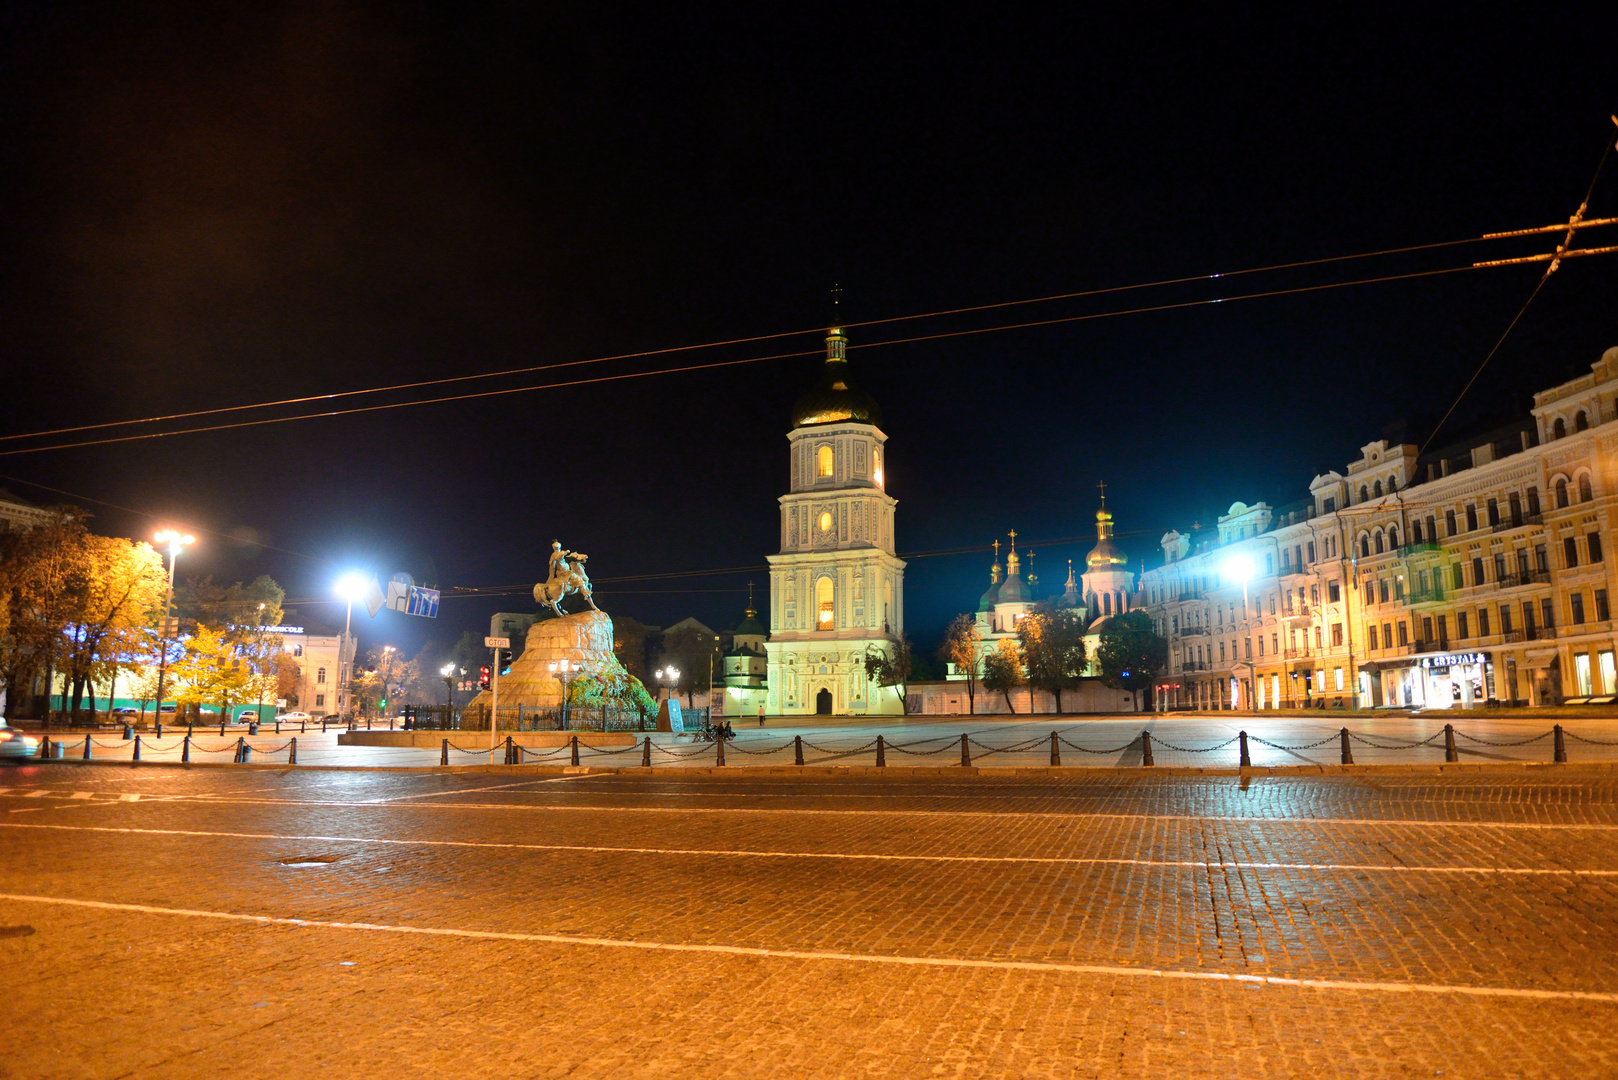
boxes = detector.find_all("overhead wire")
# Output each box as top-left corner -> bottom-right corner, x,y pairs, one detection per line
2,217 -> 1612,449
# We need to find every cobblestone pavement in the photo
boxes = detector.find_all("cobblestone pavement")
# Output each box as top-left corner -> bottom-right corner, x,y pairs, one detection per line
25,709 -> 1618,769
5,766 -> 1618,1077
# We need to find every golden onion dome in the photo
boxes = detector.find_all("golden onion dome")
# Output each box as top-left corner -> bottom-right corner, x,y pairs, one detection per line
790,327 -> 883,429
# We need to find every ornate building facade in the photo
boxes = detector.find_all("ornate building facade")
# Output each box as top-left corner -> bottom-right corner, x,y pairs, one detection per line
764,320 -> 907,715
1140,344 -> 1618,712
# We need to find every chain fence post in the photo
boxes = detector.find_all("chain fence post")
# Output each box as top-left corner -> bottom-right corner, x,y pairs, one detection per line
289,737 -> 297,765
1050,731 -> 1060,766
182,734 -> 190,763
1141,730 -> 1154,767
505,735 -> 515,765
960,733 -> 971,767
794,735 -> 804,766
876,735 -> 886,768
715,734 -> 726,767
1444,723 -> 1458,763
1340,727 -> 1353,765
156,721 -> 163,739
301,720 -> 307,734
37,735 -> 49,760
570,735 -> 580,767
133,734 -> 141,762
642,736 -> 652,768
234,736 -> 244,763
220,720 -> 226,737
83,735 -> 92,760
1554,724 -> 1567,764
1238,730 -> 1251,768
440,738 -> 449,766
123,723 -> 133,740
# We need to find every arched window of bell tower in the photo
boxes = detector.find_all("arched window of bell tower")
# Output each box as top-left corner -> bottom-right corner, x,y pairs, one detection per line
817,445 -> 834,477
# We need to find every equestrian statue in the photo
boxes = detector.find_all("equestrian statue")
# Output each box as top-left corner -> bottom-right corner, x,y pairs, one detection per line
534,541 -> 599,618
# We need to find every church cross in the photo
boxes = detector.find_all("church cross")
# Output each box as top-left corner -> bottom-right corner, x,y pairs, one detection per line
1097,480 -> 1108,506
1007,529 -> 1018,551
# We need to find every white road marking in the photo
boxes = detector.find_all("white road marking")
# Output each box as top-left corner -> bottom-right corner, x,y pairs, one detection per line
373,774 -> 596,802
1,821 -> 1611,876
2,891 -> 1613,1004
79,792 -> 1618,830
72,792 -> 93,800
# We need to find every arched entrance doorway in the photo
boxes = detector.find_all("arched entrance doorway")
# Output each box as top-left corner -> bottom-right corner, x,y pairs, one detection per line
816,688 -> 833,715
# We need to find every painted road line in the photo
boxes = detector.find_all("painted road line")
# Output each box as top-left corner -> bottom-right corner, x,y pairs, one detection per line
2,891 -> 1614,1005
373,774 -> 598,802
2,822 -> 1614,876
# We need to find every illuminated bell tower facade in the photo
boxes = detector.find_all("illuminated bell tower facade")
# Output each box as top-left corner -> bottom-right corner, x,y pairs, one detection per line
765,319 -> 907,716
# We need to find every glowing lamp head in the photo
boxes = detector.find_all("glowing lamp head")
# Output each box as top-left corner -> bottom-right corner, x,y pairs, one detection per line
155,530 -> 196,554
1222,555 -> 1256,583
440,664 -> 455,676
334,573 -> 369,601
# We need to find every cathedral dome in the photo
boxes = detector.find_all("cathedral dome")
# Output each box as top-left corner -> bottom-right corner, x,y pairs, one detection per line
1086,499 -> 1127,570
790,327 -> 883,429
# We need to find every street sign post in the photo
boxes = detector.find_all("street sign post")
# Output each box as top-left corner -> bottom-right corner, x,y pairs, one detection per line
485,636 -> 509,761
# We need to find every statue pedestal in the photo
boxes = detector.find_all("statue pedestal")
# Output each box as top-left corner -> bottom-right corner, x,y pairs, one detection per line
464,611 -> 628,713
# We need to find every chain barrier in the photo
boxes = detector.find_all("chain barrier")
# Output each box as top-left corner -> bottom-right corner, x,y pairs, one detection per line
1563,731 -> 1618,746
1346,731 -> 1446,750
966,735 -> 1049,758
802,740 -> 880,764
1055,735 -> 1138,754
1249,735 -> 1341,751
724,741 -> 797,756
579,742 -> 645,756
1149,736 -> 1240,753
650,741 -> 720,759
1453,729 -> 1554,747
886,741 -> 960,756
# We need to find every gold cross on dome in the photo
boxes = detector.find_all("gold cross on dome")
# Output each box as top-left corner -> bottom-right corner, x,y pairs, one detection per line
1007,529 -> 1018,551
1097,480 -> 1108,505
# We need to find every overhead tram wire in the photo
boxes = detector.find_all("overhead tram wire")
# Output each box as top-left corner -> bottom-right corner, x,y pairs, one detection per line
1418,117 -> 1618,456
13,251 -> 1611,459
3,217 -> 1613,451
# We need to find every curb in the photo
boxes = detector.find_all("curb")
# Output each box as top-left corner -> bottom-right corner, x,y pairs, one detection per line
16,758 -> 1618,778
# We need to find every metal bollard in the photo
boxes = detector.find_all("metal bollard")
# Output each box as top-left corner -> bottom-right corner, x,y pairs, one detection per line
182,734 -> 190,763
220,720 -> 226,737
37,735 -> 49,760
1340,727 -> 1353,765
876,735 -> 886,768
133,735 -> 141,762
715,735 -> 726,767
570,735 -> 580,767
156,721 -> 163,739
1554,724 -> 1567,764
1050,731 -> 1060,767
300,720 -> 306,734
440,738 -> 449,766
83,735 -> 92,760
642,736 -> 652,768
1444,723 -> 1458,763
794,735 -> 804,766
960,733 -> 971,768
275,719 -> 281,734
249,722 -> 258,736
1238,730 -> 1251,768
322,718 -> 328,733
234,736 -> 244,763
505,735 -> 515,765
288,737 -> 297,765
1141,730 -> 1154,767
123,723 -> 133,740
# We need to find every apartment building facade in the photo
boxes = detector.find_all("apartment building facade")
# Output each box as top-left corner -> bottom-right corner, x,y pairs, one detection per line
1142,345 -> 1618,711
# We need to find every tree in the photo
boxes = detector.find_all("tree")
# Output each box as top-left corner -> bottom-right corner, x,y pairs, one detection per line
862,635 -> 914,710
936,614 -> 983,714
1017,603 -> 1087,713
982,638 -> 1024,713
56,535 -> 166,718
0,507 -> 94,720
128,667 -> 165,725
169,625 -> 253,719
176,575 -> 285,645
661,626 -> 724,708
1095,610 -> 1169,710
611,614 -> 652,685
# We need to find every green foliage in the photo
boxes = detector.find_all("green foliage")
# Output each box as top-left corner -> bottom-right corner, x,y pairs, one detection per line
861,635 -> 914,707
981,639 -> 1024,712
1017,602 -> 1087,713
1095,610 -> 1168,707
936,613 -> 983,713
566,670 -> 656,717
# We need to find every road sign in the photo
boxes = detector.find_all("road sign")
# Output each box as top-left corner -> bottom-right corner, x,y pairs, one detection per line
485,636 -> 510,649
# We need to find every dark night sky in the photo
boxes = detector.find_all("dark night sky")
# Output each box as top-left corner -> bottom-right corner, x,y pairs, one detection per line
1,2 -> 1615,661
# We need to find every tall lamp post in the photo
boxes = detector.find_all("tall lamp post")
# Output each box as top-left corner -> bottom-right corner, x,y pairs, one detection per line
152,530 -> 195,726
333,573 -> 368,721
1222,555 -> 1255,710
441,663 -> 456,723
549,659 -> 580,729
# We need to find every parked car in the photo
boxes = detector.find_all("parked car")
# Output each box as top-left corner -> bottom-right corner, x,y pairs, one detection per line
111,707 -> 140,718
279,711 -> 312,723
0,721 -> 40,761
158,705 -> 177,715
239,710 -> 258,722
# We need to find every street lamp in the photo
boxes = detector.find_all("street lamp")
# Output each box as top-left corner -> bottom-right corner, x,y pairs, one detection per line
549,659 -> 582,729
151,530 -> 195,727
1221,554 -> 1256,710
654,666 -> 680,704
333,573 -> 368,719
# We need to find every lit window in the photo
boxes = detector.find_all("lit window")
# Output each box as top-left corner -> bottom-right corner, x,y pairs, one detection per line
817,445 -> 833,477
816,578 -> 834,630
872,448 -> 883,486
819,511 -> 833,532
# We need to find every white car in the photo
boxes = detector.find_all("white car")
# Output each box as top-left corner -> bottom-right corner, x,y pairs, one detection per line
279,711 -> 312,723
0,722 -> 40,761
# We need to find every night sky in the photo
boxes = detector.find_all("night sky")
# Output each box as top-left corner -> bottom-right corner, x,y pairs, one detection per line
1,3 -> 1615,659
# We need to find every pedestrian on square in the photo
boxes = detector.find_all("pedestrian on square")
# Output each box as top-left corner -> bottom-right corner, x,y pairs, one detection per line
758,706 -> 766,727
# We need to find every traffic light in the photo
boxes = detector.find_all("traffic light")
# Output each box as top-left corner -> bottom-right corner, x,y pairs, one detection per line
379,698 -> 388,710
478,665 -> 492,690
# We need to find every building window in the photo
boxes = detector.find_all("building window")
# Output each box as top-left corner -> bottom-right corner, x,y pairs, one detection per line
1382,622 -> 1392,648
1366,582 -> 1376,605
1361,536 -> 1371,559
315,694 -> 325,708
1219,641 -> 1226,662
1554,417 -> 1567,439
1486,498 -> 1500,527
819,511 -> 833,533
1556,478 -> 1570,508
1396,622 -> 1409,646
1445,509 -> 1457,535
872,448 -> 882,486
1244,637 -> 1252,659
1389,526 -> 1399,548
1393,577 -> 1404,600
1494,552 -> 1507,584
1472,556 -> 1485,586
1478,607 -> 1489,637
1330,623 -> 1343,647
1257,636 -> 1264,657
1572,592 -> 1586,625
1580,475 -> 1594,502
1499,605 -> 1512,635
1368,625 -> 1380,650
1466,505 -> 1478,531
816,577 -> 834,630
1591,532 -> 1604,563
1412,521 -> 1424,544
817,445 -> 834,477
1359,485 -> 1369,503
1457,611 -> 1469,639
1451,564 -> 1464,590
1601,651 -> 1617,695
1323,497 -> 1335,513
1576,410 -> 1589,432
317,667 -> 326,684
1542,597 -> 1555,630
1598,589 -> 1610,622
1334,667 -> 1345,692
1565,536 -> 1579,568
1328,581 -> 1341,603
1374,480 -> 1383,498
1527,488 -> 1540,516
1575,653 -> 1593,696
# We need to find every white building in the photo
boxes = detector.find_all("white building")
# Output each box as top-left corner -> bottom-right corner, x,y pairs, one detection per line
765,319 -> 907,715
272,615 -> 356,716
